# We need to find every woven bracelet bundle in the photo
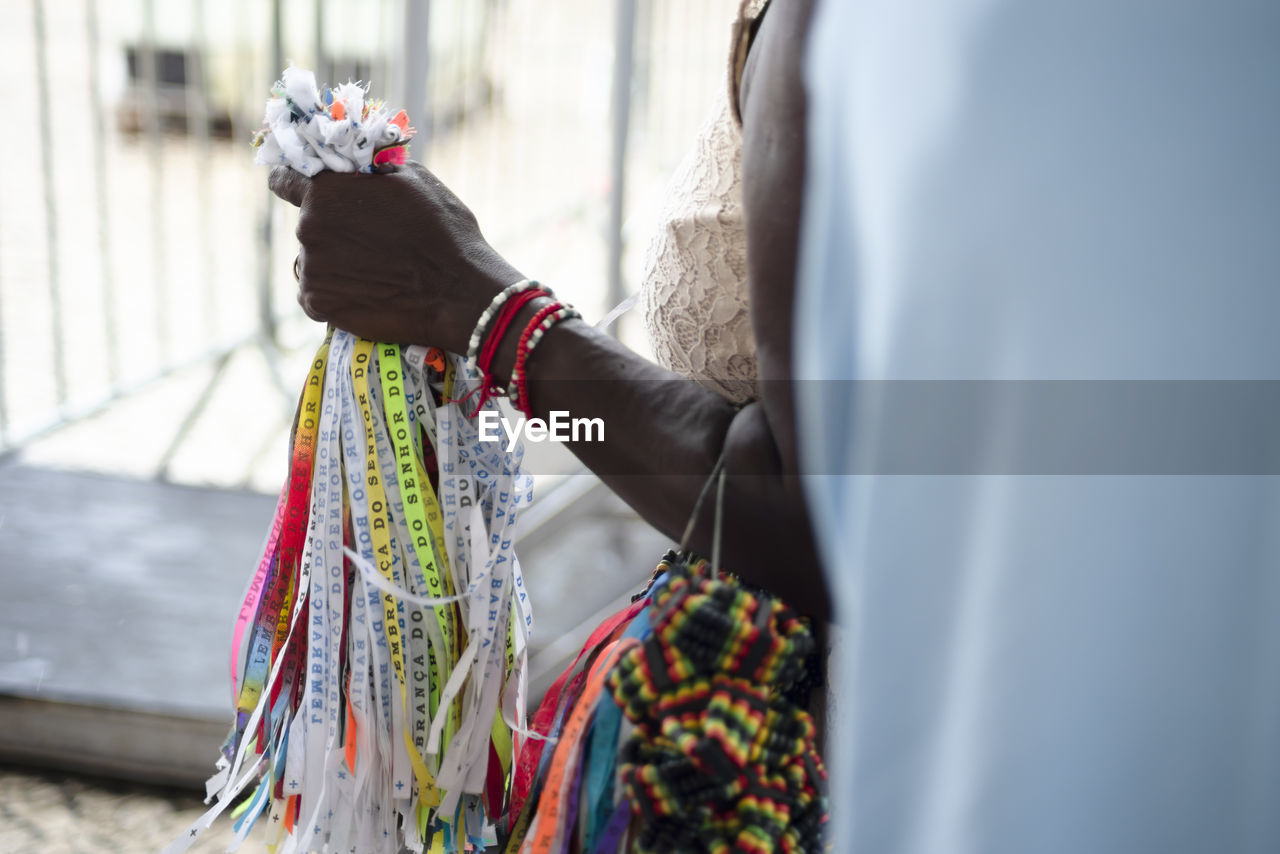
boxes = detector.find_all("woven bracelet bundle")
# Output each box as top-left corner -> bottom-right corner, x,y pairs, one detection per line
500,552 -> 829,853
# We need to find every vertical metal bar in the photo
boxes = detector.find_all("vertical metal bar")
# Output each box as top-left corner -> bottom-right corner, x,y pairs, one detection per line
258,0 -> 284,348
228,0 -> 252,339
606,0 -> 637,329
140,0 -> 169,363
314,0 -> 326,82
85,0 -> 120,389
400,0 -> 432,160
232,0 -> 251,145
32,0 -> 69,409
460,0 -> 477,173
375,0 -> 390,95
632,0 -> 651,140
481,0 -> 504,211
188,0 -> 216,346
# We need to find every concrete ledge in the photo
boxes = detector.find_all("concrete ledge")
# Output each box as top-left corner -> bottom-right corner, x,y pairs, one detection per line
0,693 -> 228,788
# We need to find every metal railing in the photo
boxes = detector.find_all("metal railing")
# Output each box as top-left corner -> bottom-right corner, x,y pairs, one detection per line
0,0 -> 739,485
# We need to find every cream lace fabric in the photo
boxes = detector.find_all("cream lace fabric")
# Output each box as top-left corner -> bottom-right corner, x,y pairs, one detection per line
640,2 -> 766,405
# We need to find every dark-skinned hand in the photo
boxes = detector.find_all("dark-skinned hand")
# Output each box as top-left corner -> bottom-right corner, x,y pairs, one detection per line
269,161 -> 524,355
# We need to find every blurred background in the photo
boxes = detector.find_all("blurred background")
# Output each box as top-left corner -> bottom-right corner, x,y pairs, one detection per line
0,0 -> 740,850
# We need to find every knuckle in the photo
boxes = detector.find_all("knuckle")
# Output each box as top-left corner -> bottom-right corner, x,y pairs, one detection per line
269,166 -> 304,204
297,290 -> 325,321
295,214 -> 318,245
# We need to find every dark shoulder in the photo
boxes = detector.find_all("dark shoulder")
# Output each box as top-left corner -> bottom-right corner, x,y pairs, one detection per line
738,0 -> 813,128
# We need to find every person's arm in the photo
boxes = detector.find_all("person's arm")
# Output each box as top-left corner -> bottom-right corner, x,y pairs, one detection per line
270,0 -> 826,619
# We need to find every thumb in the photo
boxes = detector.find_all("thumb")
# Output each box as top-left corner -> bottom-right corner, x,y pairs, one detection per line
268,165 -> 308,207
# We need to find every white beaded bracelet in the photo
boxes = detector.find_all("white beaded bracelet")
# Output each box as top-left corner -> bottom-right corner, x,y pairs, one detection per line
465,279 -> 547,365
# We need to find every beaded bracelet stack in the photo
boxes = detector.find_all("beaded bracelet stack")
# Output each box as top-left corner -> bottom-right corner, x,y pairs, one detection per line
510,301 -> 581,414
466,278 -> 582,417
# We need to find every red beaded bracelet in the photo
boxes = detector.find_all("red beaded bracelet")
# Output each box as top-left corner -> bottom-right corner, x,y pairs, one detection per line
511,302 -> 581,416
510,302 -> 562,416
477,288 -> 548,386
468,287 -> 550,415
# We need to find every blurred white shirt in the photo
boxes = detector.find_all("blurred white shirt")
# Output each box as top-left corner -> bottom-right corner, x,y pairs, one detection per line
795,1 -> 1280,851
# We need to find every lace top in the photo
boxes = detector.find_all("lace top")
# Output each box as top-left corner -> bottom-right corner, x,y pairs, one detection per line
640,1 -> 767,405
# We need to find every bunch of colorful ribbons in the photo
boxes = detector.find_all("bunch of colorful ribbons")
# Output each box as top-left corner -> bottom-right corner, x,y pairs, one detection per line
500,553 -> 828,853
252,66 -> 412,175
167,331 -> 534,854
160,71 -> 538,854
